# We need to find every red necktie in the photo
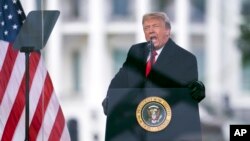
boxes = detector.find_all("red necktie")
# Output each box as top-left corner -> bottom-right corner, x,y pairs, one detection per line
146,50 -> 157,77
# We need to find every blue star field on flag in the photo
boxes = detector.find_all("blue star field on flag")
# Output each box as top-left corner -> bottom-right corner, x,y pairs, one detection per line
0,0 -> 26,42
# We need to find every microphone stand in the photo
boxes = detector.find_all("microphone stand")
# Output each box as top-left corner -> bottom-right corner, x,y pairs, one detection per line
20,46 -> 34,141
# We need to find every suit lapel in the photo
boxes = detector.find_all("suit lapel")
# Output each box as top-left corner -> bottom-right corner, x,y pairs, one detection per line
152,39 -> 176,72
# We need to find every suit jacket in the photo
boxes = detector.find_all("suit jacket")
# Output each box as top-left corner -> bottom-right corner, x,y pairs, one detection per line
108,38 -> 198,89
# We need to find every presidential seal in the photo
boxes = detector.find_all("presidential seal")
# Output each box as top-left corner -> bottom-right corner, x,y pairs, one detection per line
136,96 -> 172,132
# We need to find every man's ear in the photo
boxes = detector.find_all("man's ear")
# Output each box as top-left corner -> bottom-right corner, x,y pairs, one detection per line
165,30 -> 170,36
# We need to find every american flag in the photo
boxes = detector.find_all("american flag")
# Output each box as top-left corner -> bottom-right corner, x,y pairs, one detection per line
0,0 -> 71,140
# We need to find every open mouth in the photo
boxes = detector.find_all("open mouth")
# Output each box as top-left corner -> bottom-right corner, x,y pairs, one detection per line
150,36 -> 157,44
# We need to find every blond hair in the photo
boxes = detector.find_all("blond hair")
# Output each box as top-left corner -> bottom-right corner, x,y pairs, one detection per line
142,12 -> 171,29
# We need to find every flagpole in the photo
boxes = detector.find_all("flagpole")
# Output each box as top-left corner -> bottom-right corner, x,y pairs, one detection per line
20,47 -> 34,141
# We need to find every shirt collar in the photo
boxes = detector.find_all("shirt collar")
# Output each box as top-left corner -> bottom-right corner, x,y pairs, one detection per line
155,46 -> 163,56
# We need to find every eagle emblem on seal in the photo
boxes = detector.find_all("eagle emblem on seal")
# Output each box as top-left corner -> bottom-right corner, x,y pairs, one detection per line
147,105 -> 163,125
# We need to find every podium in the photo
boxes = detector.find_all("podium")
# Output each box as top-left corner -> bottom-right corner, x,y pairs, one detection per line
105,88 -> 202,141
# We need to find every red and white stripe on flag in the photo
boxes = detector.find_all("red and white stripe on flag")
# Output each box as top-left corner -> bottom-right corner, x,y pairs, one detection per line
0,0 -> 71,141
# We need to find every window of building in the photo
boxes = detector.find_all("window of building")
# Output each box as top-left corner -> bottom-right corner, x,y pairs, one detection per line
190,34 -> 205,81
61,0 -> 88,21
72,51 -> 81,92
242,63 -> 250,90
108,34 -> 135,74
112,48 -> 128,74
67,118 -> 79,141
113,0 -> 128,17
108,0 -> 135,21
190,0 -> 206,23
240,0 -> 250,91
62,35 -> 87,95
150,0 -> 176,21
93,133 -> 99,141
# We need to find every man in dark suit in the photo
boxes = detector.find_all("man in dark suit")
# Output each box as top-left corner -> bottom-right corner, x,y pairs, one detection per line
102,12 -> 205,115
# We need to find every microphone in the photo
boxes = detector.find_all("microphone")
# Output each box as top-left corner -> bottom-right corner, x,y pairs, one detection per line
147,39 -> 155,64
147,39 -> 154,53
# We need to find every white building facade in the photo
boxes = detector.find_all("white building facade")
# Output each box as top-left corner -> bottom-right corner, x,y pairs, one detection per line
21,0 -> 250,141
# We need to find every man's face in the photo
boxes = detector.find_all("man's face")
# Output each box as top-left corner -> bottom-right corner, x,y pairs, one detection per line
143,18 -> 170,49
